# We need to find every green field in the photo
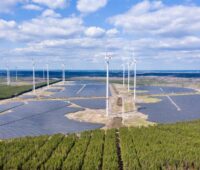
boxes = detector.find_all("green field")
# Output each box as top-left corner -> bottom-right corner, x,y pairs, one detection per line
1,120 -> 200,170
0,80 -> 59,100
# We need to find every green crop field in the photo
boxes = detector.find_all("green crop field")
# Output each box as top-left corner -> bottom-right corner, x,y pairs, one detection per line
1,120 -> 200,170
0,80 -> 59,100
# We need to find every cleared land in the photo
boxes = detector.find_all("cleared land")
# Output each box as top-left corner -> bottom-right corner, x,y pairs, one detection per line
1,120 -> 200,169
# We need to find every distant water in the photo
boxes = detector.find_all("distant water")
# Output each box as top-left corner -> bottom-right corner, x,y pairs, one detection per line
1,70 -> 200,78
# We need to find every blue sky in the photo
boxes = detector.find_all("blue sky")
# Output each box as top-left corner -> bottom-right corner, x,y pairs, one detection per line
0,0 -> 200,70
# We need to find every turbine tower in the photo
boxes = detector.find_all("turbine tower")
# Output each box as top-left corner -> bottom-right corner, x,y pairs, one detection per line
15,66 -> 18,82
105,52 -> 112,117
6,64 -> 10,86
46,64 -> 49,88
127,61 -> 130,92
133,58 -> 137,101
62,64 -> 65,84
43,67 -> 45,81
122,64 -> 125,87
32,59 -> 36,93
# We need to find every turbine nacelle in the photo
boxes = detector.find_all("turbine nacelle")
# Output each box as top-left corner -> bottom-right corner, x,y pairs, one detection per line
105,52 -> 112,63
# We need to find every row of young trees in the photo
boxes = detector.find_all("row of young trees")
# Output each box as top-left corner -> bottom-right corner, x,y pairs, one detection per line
157,120 -> 200,139
22,134 -> 64,170
125,125 -> 200,169
0,136 -> 38,169
102,129 -> 119,170
119,128 -> 140,170
82,130 -> 104,170
2,120 -> 200,169
42,134 -> 76,170
62,131 -> 91,170
3,135 -> 48,170
119,120 -> 200,170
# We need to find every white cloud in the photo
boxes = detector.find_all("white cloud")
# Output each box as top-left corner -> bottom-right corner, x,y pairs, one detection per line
41,9 -> 61,17
0,19 -> 19,41
0,0 -> 69,12
0,13 -> 84,41
109,0 -> 200,37
77,0 -> 107,13
106,28 -> 119,37
2,0 -> 200,70
129,0 -> 164,15
19,16 -> 83,38
0,19 -> 16,28
0,0 -> 27,12
15,38 -> 105,52
6,34 -> 200,69
32,0 -> 69,9
22,4 -> 43,11
85,26 -> 105,37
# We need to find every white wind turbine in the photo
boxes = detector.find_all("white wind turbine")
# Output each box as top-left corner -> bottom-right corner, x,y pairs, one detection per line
62,64 -> 65,84
105,52 -> 112,117
15,66 -> 18,82
46,63 -> 50,88
130,49 -> 137,101
127,60 -> 131,92
43,67 -> 45,81
133,58 -> 137,101
122,64 -> 125,87
6,63 -> 10,86
32,59 -> 36,93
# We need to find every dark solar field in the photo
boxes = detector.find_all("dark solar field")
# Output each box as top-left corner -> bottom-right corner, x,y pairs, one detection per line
52,83 -> 107,98
136,86 -> 196,95
0,102 -> 24,113
0,100 -> 69,125
0,81 -> 106,139
71,98 -> 106,109
138,86 -> 200,123
1,82 -> 200,138
0,100 -> 103,139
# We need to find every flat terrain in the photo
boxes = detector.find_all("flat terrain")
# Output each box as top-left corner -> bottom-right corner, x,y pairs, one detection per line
0,81 -> 108,139
0,85 -> 34,99
51,81 -> 109,98
2,76 -> 200,138
137,85 -> 200,123
139,94 -> 200,123
0,80 -> 58,99
136,85 -> 196,95
1,120 -> 200,169
0,100 -> 103,139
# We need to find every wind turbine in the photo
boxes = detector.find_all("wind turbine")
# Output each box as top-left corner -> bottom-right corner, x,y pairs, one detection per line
62,64 -> 65,84
127,61 -> 131,92
32,59 -> 36,93
122,64 -> 125,87
133,58 -> 137,101
43,67 -> 45,81
6,63 -> 10,86
15,66 -> 18,82
105,52 -> 112,117
46,64 -> 49,88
